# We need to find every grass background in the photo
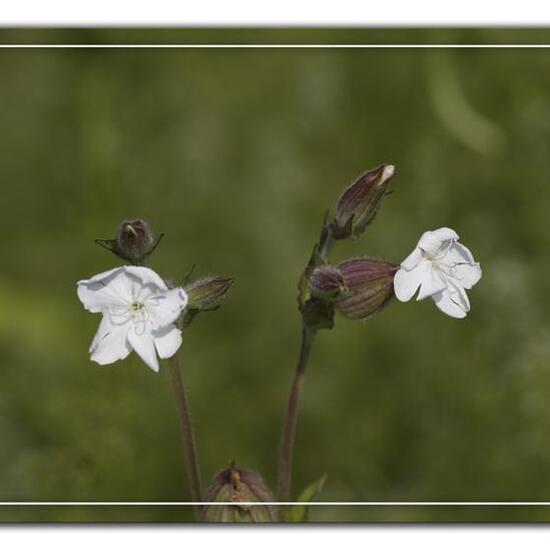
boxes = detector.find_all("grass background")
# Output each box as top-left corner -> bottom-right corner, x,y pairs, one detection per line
1,29 -> 550,521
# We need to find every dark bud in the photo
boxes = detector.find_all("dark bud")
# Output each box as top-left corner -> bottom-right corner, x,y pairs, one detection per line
330,164 -> 395,240
308,265 -> 347,300
181,276 -> 234,328
95,219 -> 164,264
334,257 -> 397,320
203,464 -> 275,523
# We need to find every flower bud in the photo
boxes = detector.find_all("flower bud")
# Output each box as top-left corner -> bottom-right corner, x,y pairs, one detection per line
181,275 -> 234,328
308,265 -> 347,300
95,219 -> 163,264
203,464 -> 275,523
330,164 -> 395,240
185,276 -> 234,310
334,257 -> 397,320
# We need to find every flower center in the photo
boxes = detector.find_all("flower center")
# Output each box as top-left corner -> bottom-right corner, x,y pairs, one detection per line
129,300 -> 150,335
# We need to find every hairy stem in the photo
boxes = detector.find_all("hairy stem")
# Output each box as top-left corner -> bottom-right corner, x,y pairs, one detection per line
277,326 -> 317,511
169,354 -> 203,518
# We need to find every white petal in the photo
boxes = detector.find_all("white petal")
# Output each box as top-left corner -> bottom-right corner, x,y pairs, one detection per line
90,315 -> 111,352
447,280 -> 471,312
127,326 -> 160,372
147,287 -> 188,329
77,268 -> 132,313
416,267 -> 447,301
79,266 -> 124,285
453,262 -> 482,290
123,266 -> 168,299
430,227 -> 459,242
400,247 -> 423,271
89,317 -> 131,365
446,242 -> 475,264
432,289 -> 467,319
153,324 -> 183,359
417,227 -> 459,257
393,261 -> 429,302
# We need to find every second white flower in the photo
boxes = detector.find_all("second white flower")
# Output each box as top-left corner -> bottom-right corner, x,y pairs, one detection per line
393,227 -> 482,319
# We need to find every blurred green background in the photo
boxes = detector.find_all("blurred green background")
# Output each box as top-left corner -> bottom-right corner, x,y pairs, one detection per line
1,29 -> 550,522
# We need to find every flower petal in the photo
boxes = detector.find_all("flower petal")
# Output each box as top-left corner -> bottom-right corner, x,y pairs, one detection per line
400,247 -> 423,271
393,261 -> 429,302
429,227 -> 460,242
153,324 -> 183,359
417,227 -> 459,257
416,267 -> 447,301
147,287 -> 188,329
90,315 -> 111,352
453,262 -> 482,290
89,316 -> 132,365
123,266 -> 168,300
431,289 -> 467,319
77,268 -> 133,313
127,326 -> 160,372
447,280 -> 471,312
446,242 -> 475,264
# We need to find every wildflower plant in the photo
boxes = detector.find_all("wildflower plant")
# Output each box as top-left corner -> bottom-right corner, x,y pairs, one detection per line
77,219 -> 233,518
277,164 -> 481,520
76,167 -> 481,523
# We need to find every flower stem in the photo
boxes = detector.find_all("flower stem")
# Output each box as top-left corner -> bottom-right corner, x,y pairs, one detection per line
277,326 -> 317,512
169,354 -> 203,519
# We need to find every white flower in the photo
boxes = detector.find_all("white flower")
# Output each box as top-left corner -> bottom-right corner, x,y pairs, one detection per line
77,266 -> 188,372
393,227 -> 481,319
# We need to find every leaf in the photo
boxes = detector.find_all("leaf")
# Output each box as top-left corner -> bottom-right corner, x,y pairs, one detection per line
300,297 -> 335,332
287,475 -> 327,523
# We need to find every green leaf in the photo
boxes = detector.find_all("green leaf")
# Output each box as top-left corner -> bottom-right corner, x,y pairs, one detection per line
287,475 -> 327,523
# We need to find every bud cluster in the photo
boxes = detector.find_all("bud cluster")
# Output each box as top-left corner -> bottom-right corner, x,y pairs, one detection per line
298,164 -> 398,331
94,219 -> 234,329
309,258 -> 397,320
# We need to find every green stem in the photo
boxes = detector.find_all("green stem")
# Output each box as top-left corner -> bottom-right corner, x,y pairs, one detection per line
169,354 -> 203,519
319,229 -> 333,260
277,326 -> 317,511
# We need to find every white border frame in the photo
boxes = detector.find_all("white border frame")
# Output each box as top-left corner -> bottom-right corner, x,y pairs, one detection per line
0,38 -> 547,511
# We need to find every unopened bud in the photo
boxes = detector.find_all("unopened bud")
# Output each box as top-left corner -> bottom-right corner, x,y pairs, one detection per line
309,265 -> 347,300
203,464 -> 275,523
330,164 -> 395,240
186,276 -> 234,310
95,219 -> 163,264
335,257 -> 397,320
181,275 -> 234,328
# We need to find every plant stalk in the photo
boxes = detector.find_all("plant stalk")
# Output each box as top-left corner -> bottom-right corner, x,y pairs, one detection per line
277,326 -> 317,510
169,354 -> 203,519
